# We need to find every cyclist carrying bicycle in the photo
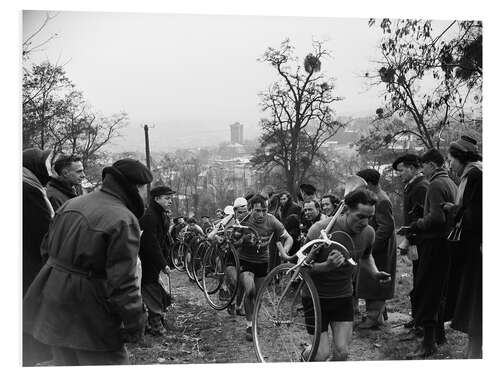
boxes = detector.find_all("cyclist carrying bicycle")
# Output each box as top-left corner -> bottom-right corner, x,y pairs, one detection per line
237,194 -> 293,341
206,198 -> 249,315
302,188 -> 391,361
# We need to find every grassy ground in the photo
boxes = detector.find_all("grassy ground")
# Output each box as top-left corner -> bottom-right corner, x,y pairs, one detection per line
127,256 -> 468,364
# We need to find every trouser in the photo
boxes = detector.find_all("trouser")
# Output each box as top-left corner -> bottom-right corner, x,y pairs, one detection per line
146,310 -> 167,335
409,258 -> 419,320
51,345 -> 130,366
423,311 -> 446,347
365,299 -> 386,323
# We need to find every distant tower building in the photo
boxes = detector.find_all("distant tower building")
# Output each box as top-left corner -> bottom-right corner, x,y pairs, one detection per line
230,122 -> 244,144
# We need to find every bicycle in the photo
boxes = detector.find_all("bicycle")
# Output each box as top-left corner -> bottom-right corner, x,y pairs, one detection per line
201,217 -> 261,311
251,175 -> 366,362
170,235 -> 186,271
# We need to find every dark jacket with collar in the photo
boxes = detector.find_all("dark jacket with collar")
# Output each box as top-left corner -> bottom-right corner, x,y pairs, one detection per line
452,166 -> 482,242
139,200 -> 171,285
403,174 -> 429,245
23,174 -> 146,352
357,187 -> 397,300
412,168 -> 457,239
278,200 -> 302,223
46,177 -> 78,212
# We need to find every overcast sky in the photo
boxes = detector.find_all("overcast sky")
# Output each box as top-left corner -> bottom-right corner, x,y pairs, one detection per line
23,10 -> 452,152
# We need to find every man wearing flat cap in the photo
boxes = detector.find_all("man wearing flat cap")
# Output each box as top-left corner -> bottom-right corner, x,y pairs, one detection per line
139,186 -> 176,336
392,153 -> 429,333
23,158 -> 153,366
406,149 -> 457,358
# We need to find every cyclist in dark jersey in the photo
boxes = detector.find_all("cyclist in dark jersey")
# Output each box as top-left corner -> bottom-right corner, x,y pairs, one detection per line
237,194 -> 293,341
303,189 -> 391,361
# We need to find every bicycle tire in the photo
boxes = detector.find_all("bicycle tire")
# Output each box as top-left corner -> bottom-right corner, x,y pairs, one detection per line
252,263 -> 322,362
193,239 -> 210,291
171,242 -> 185,271
184,244 -> 195,281
202,242 -> 240,310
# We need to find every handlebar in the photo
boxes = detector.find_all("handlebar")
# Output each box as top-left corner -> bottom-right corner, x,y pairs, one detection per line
282,228 -> 356,273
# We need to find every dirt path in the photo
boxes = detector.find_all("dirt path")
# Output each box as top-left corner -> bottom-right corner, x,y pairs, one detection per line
128,260 -> 468,364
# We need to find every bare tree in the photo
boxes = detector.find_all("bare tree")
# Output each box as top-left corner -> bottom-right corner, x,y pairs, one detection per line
251,39 -> 344,197
361,19 -> 482,151
23,11 -> 59,60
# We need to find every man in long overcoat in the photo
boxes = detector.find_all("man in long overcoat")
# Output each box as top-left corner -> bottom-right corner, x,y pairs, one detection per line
356,169 -> 397,329
392,154 -> 429,332
139,186 -> 175,336
23,159 -> 153,366
407,149 -> 457,358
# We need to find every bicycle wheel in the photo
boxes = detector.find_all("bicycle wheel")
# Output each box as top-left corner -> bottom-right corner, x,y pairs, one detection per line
202,243 -> 240,310
184,244 -> 195,281
193,240 -> 210,291
253,263 -> 321,362
171,242 -> 185,271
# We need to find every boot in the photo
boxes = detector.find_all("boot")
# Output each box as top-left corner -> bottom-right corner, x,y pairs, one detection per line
406,325 -> 437,359
435,322 -> 447,346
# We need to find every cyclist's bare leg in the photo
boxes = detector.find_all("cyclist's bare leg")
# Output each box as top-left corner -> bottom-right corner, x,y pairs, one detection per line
240,271 -> 256,322
225,265 -> 237,290
302,332 -> 330,361
331,321 -> 352,361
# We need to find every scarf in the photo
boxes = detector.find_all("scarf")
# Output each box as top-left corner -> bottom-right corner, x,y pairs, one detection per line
101,166 -> 145,219
23,167 -> 55,218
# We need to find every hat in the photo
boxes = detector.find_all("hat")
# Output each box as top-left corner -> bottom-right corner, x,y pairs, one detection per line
450,135 -> 479,154
392,153 -> 421,170
299,183 -> 317,196
103,158 -> 153,185
150,185 -> 176,197
357,169 -> 380,186
233,197 -> 248,208
23,148 -> 52,186
420,148 -> 445,167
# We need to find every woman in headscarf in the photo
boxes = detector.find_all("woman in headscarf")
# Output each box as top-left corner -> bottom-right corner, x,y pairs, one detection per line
22,147 -> 54,365
443,135 -> 482,358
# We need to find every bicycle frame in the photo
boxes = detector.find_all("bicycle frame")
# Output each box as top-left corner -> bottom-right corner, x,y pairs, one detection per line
274,233 -> 355,316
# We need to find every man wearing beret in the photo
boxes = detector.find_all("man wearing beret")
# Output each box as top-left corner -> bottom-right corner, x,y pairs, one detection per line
392,153 -> 429,334
406,149 -> 457,358
23,159 -> 153,366
139,186 -> 176,336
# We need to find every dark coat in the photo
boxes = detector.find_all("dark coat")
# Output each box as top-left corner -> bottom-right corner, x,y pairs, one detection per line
357,188 -> 397,300
401,174 -> 428,318
23,183 -> 52,295
46,177 -> 78,212
139,200 -> 170,285
412,169 -> 457,239
411,168 -> 457,327
450,166 -> 482,335
403,174 -> 429,245
23,174 -> 146,352
278,200 -> 302,223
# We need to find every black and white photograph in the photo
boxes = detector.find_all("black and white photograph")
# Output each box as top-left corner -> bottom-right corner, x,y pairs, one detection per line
5,0 -> 494,370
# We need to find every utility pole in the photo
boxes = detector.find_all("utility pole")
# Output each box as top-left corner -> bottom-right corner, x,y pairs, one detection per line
144,124 -> 151,201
